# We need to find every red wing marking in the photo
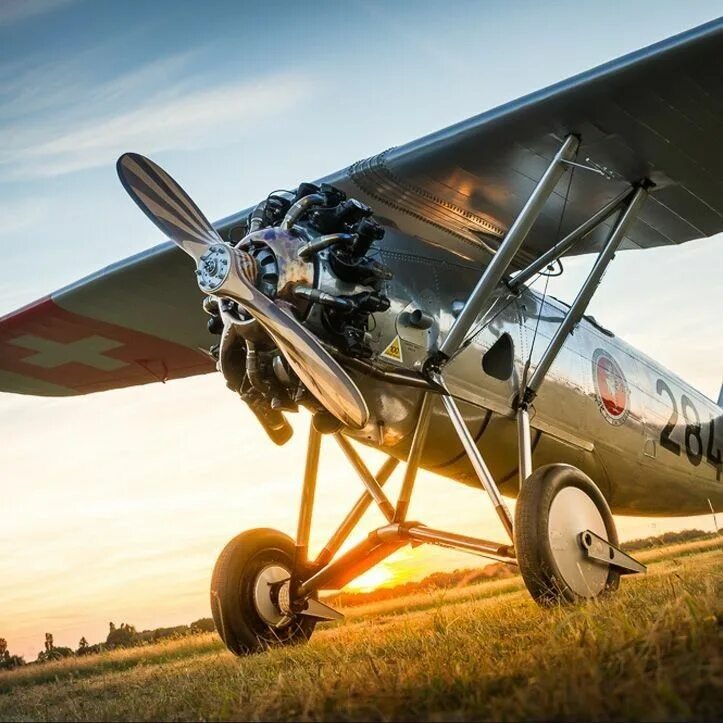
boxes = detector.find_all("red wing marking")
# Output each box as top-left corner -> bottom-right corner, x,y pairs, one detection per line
0,297 -> 213,394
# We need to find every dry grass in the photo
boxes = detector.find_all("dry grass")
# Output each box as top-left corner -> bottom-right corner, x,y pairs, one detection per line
0,539 -> 720,722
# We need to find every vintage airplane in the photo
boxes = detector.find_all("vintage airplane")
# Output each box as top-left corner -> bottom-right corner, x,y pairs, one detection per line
1,19 -> 721,655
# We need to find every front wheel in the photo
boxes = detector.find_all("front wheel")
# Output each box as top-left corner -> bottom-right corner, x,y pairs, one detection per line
210,528 -> 317,655
515,464 -> 620,606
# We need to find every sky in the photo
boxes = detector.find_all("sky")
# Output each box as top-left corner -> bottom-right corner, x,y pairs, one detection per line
1,0 -> 722,660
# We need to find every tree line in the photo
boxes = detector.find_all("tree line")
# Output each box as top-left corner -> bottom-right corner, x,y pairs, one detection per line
0,617 -> 216,668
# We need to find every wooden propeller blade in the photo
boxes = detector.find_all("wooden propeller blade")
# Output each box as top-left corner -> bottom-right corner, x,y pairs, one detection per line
117,153 -> 369,429
117,153 -> 219,261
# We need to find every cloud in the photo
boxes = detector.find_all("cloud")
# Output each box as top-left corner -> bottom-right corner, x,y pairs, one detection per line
0,0 -> 78,26
0,49 -> 314,180
0,49 -> 195,123
16,76 -> 311,178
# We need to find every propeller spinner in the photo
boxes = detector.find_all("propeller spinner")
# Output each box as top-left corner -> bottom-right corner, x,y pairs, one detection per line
117,153 -> 369,429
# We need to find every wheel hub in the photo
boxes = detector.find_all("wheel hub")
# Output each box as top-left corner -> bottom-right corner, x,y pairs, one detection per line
547,486 -> 609,597
253,564 -> 293,627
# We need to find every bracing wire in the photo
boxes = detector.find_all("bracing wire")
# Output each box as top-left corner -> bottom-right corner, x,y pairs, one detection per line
521,163 -> 577,390
520,270 -> 550,391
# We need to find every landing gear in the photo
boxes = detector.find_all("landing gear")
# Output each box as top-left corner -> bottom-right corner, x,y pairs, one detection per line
515,464 -> 620,605
209,449 -> 645,656
210,528 -> 317,655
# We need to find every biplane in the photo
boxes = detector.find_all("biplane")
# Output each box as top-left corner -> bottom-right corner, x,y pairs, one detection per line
1,19 -> 721,655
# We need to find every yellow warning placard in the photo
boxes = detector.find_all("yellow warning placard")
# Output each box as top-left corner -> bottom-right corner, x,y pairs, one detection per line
381,335 -> 403,362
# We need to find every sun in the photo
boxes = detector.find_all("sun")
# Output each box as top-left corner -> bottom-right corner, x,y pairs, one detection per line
346,565 -> 396,592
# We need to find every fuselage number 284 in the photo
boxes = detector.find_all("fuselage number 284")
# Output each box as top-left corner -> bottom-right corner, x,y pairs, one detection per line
656,378 -> 722,481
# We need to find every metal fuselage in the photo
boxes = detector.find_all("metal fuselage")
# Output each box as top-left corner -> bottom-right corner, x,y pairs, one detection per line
326,228 -> 722,517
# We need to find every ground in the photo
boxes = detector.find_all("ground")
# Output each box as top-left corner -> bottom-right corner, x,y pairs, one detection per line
0,537 -> 720,722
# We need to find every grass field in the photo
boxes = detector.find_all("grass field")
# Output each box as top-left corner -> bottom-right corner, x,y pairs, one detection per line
0,537 -> 720,722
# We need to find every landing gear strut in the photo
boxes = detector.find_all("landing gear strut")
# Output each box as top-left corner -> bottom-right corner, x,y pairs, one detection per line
210,430 -> 644,656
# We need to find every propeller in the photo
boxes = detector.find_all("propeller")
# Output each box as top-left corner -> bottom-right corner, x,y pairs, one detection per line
116,153 -> 369,429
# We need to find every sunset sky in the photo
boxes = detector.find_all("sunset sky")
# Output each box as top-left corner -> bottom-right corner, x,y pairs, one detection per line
1,0 -> 722,661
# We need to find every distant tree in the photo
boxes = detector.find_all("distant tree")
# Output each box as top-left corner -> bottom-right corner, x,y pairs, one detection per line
77,637 -> 89,655
106,622 -> 137,648
623,528 -> 714,552
1,638 -> 10,667
78,642 -> 106,656
36,634 -> 73,664
190,618 -> 216,633
37,645 -> 73,663
4,655 -> 25,669
0,638 -> 23,670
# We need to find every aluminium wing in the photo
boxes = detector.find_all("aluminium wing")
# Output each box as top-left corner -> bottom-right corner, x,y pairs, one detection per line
322,17 -> 723,266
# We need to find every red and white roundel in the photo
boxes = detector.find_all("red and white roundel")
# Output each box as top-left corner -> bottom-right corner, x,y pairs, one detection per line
592,348 -> 630,426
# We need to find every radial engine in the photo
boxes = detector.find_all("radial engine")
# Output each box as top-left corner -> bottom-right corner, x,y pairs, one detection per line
204,183 -> 392,443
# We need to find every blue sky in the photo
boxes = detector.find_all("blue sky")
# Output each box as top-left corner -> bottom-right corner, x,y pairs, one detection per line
1,0 -> 722,659
2,0 -> 722,310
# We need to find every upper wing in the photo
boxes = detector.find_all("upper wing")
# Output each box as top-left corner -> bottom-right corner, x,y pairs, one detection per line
2,19 -> 721,397
323,17 -> 723,265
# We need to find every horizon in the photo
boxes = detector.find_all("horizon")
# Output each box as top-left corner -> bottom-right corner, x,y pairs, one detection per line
2,0 -> 722,661
8,527 -> 717,664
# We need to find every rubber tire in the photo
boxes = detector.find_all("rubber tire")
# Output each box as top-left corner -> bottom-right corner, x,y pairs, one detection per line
515,464 -> 620,606
210,528 -> 317,656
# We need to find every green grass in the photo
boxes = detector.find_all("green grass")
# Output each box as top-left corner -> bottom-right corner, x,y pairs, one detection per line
0,538 -> 720,722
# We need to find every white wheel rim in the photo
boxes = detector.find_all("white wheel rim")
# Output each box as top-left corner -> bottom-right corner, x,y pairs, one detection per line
253,564 -> 290,626
547,486 -> 609,597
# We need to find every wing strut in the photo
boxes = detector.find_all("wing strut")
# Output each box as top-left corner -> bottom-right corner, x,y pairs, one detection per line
508,187 -> 634,291
434,134 -> 579,363
421,134 -> 581,538
520,187 -> 648,407
413,133 -> 648,497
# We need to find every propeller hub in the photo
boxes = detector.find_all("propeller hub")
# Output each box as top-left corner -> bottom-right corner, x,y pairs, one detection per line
196,244 -> 231,293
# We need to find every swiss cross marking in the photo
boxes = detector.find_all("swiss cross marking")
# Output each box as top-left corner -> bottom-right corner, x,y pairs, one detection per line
10,335 -> 128,371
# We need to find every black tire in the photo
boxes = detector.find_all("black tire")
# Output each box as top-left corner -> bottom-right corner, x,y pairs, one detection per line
210,528 -> 317,655
515,464 -> 620,606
